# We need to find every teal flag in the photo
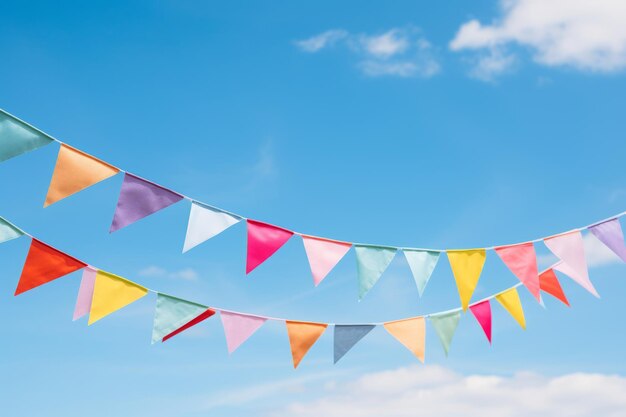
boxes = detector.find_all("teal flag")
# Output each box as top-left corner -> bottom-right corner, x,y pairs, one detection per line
0,216 -> 24,244
355,244 -> 396,300
0,109 -> 54,162
430,311 -> 461,356
152,293 -> 208,343
403,249 -> 440,297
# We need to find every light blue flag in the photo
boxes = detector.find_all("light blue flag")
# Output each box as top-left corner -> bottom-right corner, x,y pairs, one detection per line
0,216 -> 24,244
355,244 -> 396,300
334,324 -> 376,363
152,293 -> 208,343
0,109 -> 54,162
403,249 -> 440,297
430,311 -> 461,356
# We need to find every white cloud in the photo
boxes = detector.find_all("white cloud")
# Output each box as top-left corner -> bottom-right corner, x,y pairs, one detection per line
138,266 -> 199,281
466,48 -> 517,81
359,29 -> 409,58
294,30 -> 348,52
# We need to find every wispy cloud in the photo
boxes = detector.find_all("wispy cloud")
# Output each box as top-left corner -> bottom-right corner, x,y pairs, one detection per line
294,30 -> 348,52
138,266 -> 199,281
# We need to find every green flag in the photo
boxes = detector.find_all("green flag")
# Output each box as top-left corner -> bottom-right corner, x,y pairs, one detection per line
0,216 -> 24,244
355,244 -> 396,300
0,109 -> 54,162
152,293 -> 208,343
430,311 -> 461,356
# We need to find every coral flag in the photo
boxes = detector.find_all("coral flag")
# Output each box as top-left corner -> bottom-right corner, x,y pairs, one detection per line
495,288 -> 526,329
302,235 -> 351,286
88,271 -> 148,325
334,325 -> 375,364
384,317 -> 426,362
73,266 -> 98,320
110,173 -> 184,232
44,144 -> 119,207
246,220 -> 294,273
355,244 -> 396,300
588,218 -> 626,262
0,108 -> 53,162
15,239 -> 87,295
446,249 -> 486,311
470,300 -> 492,343
430,311 -> 461,356
403,249 -> 440,297
220,311 -> 267,354
286,321 -> 327,368
152,293 -> 209,343
183,202 -> 241,253
162,309 -> 216,342
0,216 -> 24,244
539,268 -> 570,306
495,242 -> 541,301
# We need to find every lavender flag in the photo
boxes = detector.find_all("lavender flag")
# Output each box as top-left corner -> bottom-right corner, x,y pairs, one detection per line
589,218 -> 626,262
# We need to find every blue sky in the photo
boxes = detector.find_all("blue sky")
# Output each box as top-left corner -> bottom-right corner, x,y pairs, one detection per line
1,1 -> 626,416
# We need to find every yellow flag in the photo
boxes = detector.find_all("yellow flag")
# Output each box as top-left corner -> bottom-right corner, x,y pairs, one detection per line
447,249 -> 486,311
383,317 -> 425,362
89,271 -> 148,325
285,321 -> 327,368
495,287 -> 526,329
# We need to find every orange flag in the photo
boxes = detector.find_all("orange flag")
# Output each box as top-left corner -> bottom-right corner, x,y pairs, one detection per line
45,144 -> 119,207
384,317 -> 426,362
286,321 -> 327,368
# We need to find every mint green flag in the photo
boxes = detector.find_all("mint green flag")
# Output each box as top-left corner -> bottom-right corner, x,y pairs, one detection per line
355,244 -> 396,300
0,216 -> 24,244
0,109 -> 54,162
152,293 -> 208,343
403,249 -> 440,297
430,311 -> 461,356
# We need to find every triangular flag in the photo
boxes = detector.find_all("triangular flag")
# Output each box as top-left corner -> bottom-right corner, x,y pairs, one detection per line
495,242 -> 541,301
0,109 -> 53,162
110,173 -> 184,232
15,239 -> 87,295
589,218 -> 626,262
384,317 -> 426,362
495,287 -> 526,329
429,311 -> 461,356
539,268 -> 570,306
446,249 -> 486,311
152,293 -> 209,343
220,311 -> 267,354
44,144 -> 119,207
333,324 -> 375,364
355,244 -> 397,300
470,300 -> 492,343
162,308 -> 216,342
246,219 -> 294,273
0,216 -> 24,244
286,321 -> 327,368
403,249 -> 440,297
544,231 -> 599,297
88,270 -> 148,325
183,202 -> 241,253
302,235 -> 352,286
73,266 -> 98,320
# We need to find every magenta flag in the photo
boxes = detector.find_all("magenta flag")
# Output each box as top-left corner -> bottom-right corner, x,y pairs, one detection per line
495,242 -> 540,301
220,311 -> 267,353
246,220 -> 294,273
589,218 -> 626,262
470,300 -> 492,343
73,266 -> 97,320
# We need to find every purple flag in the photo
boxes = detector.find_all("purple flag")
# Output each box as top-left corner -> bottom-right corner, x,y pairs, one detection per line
589,218 -> 626,262
110,173 -> 183,232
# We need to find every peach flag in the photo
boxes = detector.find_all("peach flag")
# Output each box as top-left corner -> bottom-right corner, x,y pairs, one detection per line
495,242 -> 541,301
302,235 -> 351,286
286,321 -> 327,368
384,317 -> 425,362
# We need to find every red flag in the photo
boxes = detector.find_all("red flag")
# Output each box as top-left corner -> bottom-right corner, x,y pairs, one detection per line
539,268 -> 570,306
162,308 -> 216,342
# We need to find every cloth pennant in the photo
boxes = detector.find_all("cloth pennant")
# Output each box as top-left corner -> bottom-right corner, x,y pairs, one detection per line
110,173 -> 184,233
286,321 -> 327,368
0,216 -> 24,244
152,293 -> 209,343
495,288 -> 526,329
183,202 -> 242,253
220,311 -> 267,354
162,309 -> 216,342
429,311 -> 461,356
334,325 -> 376,364
88,271 -> 148,325
355,244 -> 397,300
588,218 -> 626,262
302,235 -> 352,286
15,239 -> 87,295
73,266 -> 98,320
446,249 -> 486,311
495,242 -> 541,301
403,249 -> 440,297
0,109 -> 53,162
246,219 -> 294,274
383,317 -> 426,362
539,268 -> 570,306
469,300 -> 492,343
544,231 -> 599,297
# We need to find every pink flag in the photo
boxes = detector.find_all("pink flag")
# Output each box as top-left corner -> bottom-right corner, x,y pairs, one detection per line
470,300 -> 492,343
220,311 -> 267,353
495,242 -> 540,301
246,220 -> 294,274
73,266 -> 97,321
302,235 -> 352,286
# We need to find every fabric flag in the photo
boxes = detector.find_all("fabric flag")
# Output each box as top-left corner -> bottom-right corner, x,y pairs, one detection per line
110,173 -> 184,232
469,300 -> 492,343
15,239 -> 87,295
355,244 -> 396,300
334,324 -> 376,364
446,249 -> 486,311
429,311 -> 461,356
495,242 -> 541,301
589,218 -> 626,262
0,216 -> 24,244
0,109 -> 53,162
162,309 -> 216,342
544,231 -> 599,297
286,321 -> 327,368
45,144 -> 119,207
495,287 -> 526,329
403,249 -> 440,297
88,270 -> 148,325
183,201 -> 242,253
246,219 -> 294,274
302,235 -> 352,286
152,293 -> 209,343
539,268 -> 570,306
384,317 -> 426,362
73,266 -> 98,321
220,311 -> 267,354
